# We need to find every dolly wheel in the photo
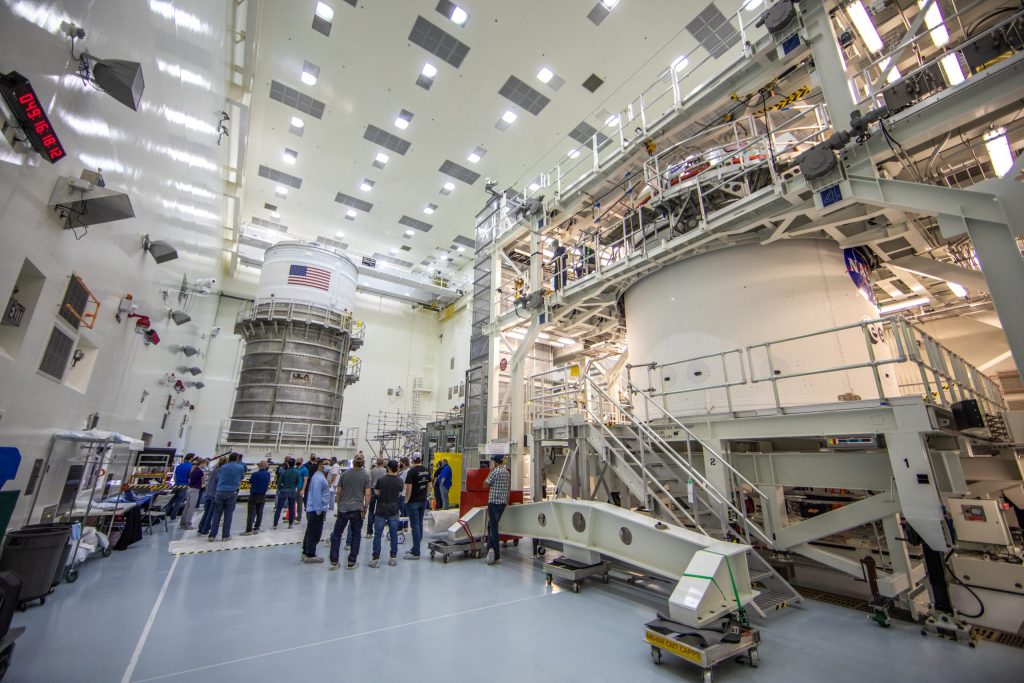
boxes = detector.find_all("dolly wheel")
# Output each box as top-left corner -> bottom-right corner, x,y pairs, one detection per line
602,573 -> 610,584
429,550 -> 435,559
443,555 -> 449,564
545,573 -> 553,586
102,547 -> 112,558
702,669 -> 714,683
650,646 -> 662,665
537,546 -> 546,556
65,569 -> 79,583
749,648 -> 759,668
572,581 -> 580,593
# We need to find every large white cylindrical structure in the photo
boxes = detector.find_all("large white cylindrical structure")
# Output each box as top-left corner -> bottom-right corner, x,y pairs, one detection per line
625,240 -> 897,416
229,242 -> 363,446
257,243 -> 357,313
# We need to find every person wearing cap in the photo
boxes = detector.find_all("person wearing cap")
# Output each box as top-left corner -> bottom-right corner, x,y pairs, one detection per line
483,454 -> 511,564
328,454 -> 371,570
300,461 -> 331,563
403,453 -> 431,560
369,459 -> 404,568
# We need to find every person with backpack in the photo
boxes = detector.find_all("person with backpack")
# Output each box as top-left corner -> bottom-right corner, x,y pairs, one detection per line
369,460 -> 403,568
273,458 -> 300,529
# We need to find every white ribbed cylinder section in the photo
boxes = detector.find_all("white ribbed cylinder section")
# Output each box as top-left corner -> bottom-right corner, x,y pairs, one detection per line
624,240 -> 898,416
257,242 -> 357,312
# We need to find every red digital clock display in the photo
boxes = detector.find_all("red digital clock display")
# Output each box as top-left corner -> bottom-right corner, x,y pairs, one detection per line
0,71 -> 66,163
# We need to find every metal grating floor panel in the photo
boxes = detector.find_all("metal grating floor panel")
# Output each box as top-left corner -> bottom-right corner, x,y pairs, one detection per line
258,165 -> 303,189
334,192 -> 373,213
363,124 -> 411,155
439,159 -> 480,185
399,215 -> 433,232
408,15 -> 470,69
498,75 -> 550,116
269,80 -> 326,119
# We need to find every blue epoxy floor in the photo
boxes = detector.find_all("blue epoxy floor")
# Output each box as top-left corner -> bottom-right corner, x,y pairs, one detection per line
7,525 -> 1024,683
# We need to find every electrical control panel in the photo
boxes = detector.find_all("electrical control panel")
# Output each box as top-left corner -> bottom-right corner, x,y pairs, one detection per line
948,497 -> 1012,547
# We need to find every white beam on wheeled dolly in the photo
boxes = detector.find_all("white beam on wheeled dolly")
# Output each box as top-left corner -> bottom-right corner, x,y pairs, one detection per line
448,499 -> 755,628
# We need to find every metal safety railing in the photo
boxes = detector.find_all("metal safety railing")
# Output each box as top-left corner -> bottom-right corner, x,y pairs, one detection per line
237,298 -> 354,332
219,418 -> 360,452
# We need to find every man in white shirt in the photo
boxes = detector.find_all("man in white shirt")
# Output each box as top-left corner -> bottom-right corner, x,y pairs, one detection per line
328,457 -> 341,510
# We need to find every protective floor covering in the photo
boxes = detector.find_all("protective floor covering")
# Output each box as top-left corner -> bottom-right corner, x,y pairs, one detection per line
168,526 -> 305,555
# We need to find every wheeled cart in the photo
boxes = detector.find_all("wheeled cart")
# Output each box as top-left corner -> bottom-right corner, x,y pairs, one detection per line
543,557 -> 612,593
644,616 -> 760,683
428,537 -> 484,563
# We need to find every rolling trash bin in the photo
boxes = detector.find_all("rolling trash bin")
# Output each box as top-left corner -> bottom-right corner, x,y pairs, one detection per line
20,523 -> 74,588
0,526 -> 72,609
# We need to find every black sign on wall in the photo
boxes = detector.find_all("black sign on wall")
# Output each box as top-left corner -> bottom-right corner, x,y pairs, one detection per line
0,71 -> 67,163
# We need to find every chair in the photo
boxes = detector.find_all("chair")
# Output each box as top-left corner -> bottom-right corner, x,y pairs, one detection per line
142,492 -> 171,534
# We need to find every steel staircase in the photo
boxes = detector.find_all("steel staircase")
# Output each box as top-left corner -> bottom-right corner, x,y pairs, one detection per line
535,365 -> 802,616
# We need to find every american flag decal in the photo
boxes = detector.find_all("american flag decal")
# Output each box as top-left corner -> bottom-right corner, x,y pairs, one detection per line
287,264 -> 332,291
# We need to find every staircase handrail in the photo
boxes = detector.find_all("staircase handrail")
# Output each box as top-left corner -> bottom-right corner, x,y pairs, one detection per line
584,373 -> 773,545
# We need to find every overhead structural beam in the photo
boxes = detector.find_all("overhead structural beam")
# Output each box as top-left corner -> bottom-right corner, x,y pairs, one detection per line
887,255 -> 989,293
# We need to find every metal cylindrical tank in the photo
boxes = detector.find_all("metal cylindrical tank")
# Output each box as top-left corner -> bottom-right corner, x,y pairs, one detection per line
229,243 -> 363,445
624,240 -> 898,416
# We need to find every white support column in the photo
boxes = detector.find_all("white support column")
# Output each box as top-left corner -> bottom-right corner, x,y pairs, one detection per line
880,514 -> 920,608
702,439 -> 730,537
761,484 -> 788,546
801,1 -> 856,127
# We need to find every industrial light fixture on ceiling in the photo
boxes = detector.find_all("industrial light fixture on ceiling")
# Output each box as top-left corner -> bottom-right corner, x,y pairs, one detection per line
449,4 -> 469,25
374,152 -> 390,169
336,230 -> 345,238
442,181 -> 455,192
600,0 -> 620,10
290,116 -> 304,129
190,381 -> 205,389
394,112 -> 412,129
672,55 -> 689,73
878,296 -> 930,314
501,110 -> 518,124
845,1 -> 884,54
423,203 -> 437,215
169,310 -> 192,325
283,148 -> 298,165
405,229 -> 416,236
359,179 -> 374,192
142,234 -> 178,263
567,148 -> 581,159
536,67 -> 554,84
275,186 -> 288,198
184,366 -> 202,376
983,127 -> 1014,177
389,248 -> 398,255
345,209 -> 357,219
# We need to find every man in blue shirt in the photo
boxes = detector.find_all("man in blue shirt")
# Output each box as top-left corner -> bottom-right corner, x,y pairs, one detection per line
207,453 -> 246,542
168,453 -> 194,521
301,462 -> 331,563
242,460 -> 271,536
438,459 -> 453,509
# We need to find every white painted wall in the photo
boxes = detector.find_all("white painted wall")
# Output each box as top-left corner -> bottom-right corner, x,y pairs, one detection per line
434,294 -> 472,414
0,0 -> 235,526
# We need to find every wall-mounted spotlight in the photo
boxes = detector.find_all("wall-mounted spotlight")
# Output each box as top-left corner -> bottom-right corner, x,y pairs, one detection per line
169,310 -> 191,325
178,345 -> 199,357
183,366 -> 203,376
72,34 -> 146,111
143,234 -> 178,263
190,381 -> 205,389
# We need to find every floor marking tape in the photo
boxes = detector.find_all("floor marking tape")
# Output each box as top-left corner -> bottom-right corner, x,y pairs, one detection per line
122,555 -> 179,683
134,592 -> 550,681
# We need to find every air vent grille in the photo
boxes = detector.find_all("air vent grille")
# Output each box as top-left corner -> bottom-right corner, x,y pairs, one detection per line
39,325 -> 74,380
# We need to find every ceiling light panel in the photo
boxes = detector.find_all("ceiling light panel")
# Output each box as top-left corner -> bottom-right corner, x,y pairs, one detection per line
439,159 -> 481,185
301,60 -> 321,86
587,3 -> 612,26
270,80 -> 326,118
423,203 -> 437,214
435,1 -> 468,26
453,235 -> 475,248
359,179 -> 375,192
275,186 -> 289,197
498,76 -> 551,116
373,253 -> 414,268
283,148 -> 298,164
334,192 -> 373,212
315,2 -> 334,21
373,151 -> 390,169
394,109 -> 414,130
686,3 -> 740,59
345,209 -> 358,220
581,73 -> 604,92
258,165 -> 303,188
312,12 -> 332,37
408,16 -> 471,69
399,215 -> 434,232
363,124 -> 411,155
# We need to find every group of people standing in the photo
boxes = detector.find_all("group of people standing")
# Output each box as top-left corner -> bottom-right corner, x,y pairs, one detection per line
165,449 -> 511,571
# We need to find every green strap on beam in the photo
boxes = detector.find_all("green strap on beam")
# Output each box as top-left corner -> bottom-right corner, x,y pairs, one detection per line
700,550 -> 744,612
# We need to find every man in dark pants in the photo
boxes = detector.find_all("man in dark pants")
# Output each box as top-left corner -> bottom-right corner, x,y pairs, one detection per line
242,460 -> 270,535
483,454 -> 511,565
273,458 -> 299,528
365,457 -> 386,537
403,453 -> 431,560
369,460 -> 403,568
207,453 -> 245,542
329,455 -> 371,570
301,461 -> 331,563
167,453 -> 194,520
